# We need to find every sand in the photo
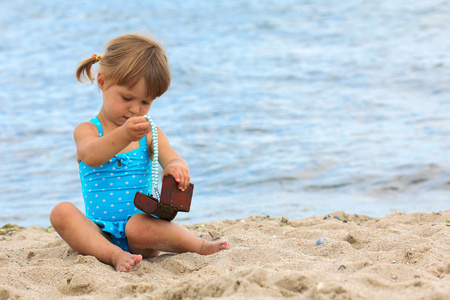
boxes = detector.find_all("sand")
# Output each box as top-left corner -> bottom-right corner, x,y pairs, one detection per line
0,211 -> 449,300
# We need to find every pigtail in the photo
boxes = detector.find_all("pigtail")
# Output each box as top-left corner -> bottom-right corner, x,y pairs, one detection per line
76,55 -> 101,84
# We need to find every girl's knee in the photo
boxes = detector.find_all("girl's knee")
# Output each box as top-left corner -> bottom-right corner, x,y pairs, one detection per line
126,214 -> 147,235
50,202 -> 77,227
126,214 -> 158,246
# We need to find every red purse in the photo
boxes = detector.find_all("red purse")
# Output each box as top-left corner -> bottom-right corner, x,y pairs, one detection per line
134,175 -> 194,221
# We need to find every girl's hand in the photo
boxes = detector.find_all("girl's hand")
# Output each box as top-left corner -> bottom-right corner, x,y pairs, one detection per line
162,163 -> 190,191
122,117 -> 150,141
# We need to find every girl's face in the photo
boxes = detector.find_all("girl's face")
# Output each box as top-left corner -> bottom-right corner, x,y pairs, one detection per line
98,74 -> 155,126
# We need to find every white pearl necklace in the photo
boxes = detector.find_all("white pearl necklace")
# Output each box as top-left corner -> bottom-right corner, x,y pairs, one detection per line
143,115 -> 160,200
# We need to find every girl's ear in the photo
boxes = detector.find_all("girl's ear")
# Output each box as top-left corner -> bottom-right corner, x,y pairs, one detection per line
97,72 -> 105,91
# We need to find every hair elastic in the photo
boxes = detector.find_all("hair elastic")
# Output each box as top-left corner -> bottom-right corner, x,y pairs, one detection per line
91,54 -> 104,64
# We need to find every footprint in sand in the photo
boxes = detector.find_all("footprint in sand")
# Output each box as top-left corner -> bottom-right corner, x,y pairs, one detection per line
0,287 -> 11,300
57,271 -> 96,296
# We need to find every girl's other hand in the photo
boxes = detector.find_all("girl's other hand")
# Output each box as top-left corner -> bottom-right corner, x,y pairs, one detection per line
122,117 -> 150,141
162,164 -> 190,191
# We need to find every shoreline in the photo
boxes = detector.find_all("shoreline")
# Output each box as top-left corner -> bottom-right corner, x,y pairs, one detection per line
1,211 -> 449,299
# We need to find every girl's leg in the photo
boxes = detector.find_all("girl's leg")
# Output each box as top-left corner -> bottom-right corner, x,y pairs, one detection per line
50,201 -> 142,272
125,213 -> 229,256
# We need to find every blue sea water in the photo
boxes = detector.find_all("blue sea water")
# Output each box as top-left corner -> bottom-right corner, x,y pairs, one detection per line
0,0 -> 449,228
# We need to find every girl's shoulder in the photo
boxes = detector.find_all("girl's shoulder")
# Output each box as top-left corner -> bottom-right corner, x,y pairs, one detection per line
74,121 -> 100,139
145,124 -> 168,145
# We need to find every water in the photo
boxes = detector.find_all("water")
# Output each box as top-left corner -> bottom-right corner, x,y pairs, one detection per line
0,0 -> 449,228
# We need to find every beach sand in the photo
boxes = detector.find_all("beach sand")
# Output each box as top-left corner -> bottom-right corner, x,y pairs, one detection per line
0,211 -> 449,299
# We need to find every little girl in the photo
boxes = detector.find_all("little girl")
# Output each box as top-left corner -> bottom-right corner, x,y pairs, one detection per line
50,33 -> 229,272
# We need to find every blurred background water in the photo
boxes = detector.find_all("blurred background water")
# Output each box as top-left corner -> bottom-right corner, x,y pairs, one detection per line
0,0 -> 449,228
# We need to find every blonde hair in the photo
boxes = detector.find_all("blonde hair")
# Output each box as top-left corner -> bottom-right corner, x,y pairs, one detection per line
76,33 -> 171,99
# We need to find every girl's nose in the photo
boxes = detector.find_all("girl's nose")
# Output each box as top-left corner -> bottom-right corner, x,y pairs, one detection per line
129,103 -> 140,114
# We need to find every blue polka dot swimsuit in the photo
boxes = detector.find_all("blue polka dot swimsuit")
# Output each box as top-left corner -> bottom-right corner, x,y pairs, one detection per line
79,116 -> 152,252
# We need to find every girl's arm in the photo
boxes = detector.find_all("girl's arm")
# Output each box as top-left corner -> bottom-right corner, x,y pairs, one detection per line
74,117 -> 150,167
153,127 -> 190,191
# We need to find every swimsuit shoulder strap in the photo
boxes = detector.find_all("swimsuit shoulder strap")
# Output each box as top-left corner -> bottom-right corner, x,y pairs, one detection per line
89,116 -> 103,137
139,135 -> 148,149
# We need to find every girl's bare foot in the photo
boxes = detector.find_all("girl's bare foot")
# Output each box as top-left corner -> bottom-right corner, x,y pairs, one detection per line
199,240 -> 230,255
111,251 -> 143,272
